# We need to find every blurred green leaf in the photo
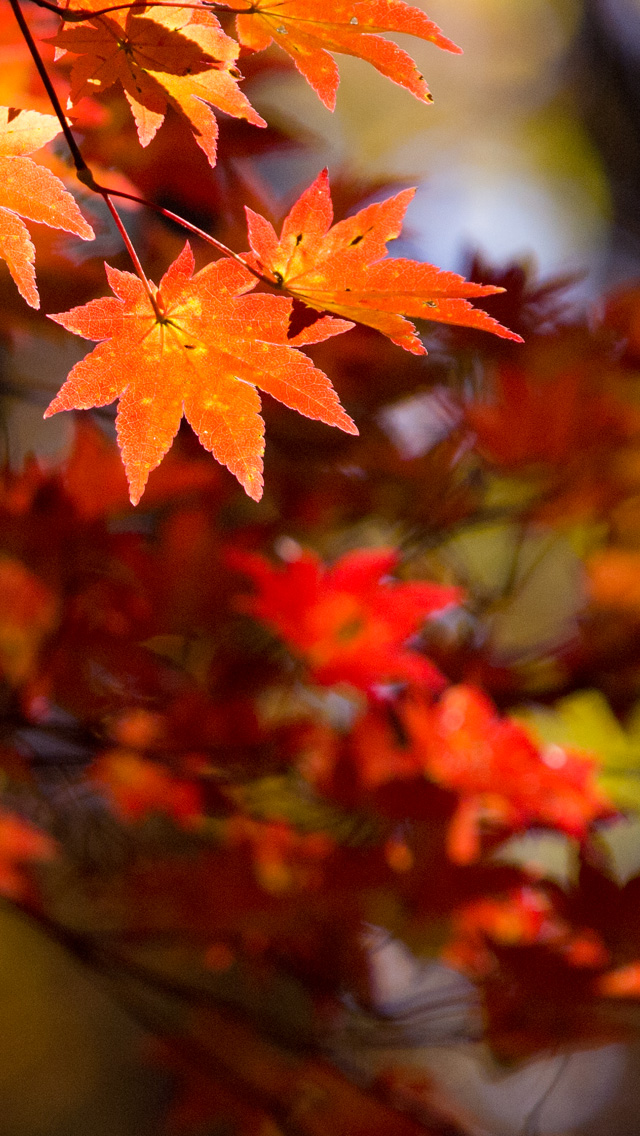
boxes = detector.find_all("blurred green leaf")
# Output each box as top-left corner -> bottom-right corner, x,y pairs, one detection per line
491,830 -> 579,889
513,690 -> 640,811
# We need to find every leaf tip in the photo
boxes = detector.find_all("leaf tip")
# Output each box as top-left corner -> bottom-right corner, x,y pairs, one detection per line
43,389 -> 67,418
244,475 -> 264,502
319,90 -> 337,112
78,219 -> 96,242
126,467 -> 149,507
339,414 -> 358,436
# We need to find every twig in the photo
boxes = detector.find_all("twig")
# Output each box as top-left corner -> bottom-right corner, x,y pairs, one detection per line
27,0 -> 246,21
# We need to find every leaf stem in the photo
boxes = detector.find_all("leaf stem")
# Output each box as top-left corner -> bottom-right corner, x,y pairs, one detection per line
96,186 -> 272,283
102,195 -> 164,320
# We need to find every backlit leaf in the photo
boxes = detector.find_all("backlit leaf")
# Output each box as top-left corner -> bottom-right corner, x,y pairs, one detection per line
245,169 -> 522,353
0,106 -> 94,307
52,6 -> 265,167
232,0 -> 461,110
513,689 -> 640,813
44,244 -> 355,503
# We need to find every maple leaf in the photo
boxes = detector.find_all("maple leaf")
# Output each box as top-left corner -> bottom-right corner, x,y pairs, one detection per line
442,887 -> 565,976
403,685 -> 611,863
232,0 -> 461,110
0,812 -> 55,898
0,458 -> 46,516
230,546 -> 462,691
465,359 -> 639,469
44,243 -> 355,503
0,555 -> 59,686
443,886 -> 609,978
52,6 -> 265,167
512,689 -> 640,814
349,701 -> 422,789
244,169 -> 523,354
90,749 -> 202,825
0,106 -> 94,307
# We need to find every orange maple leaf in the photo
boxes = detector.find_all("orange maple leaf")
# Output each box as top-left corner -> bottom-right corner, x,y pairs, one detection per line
231,546 -> 462,691
52,6 -> 265,166
443,886 -> 564,976
244,169 -> 523,354
44,243 -> 355,503
232,0 -> 461,110
0,106 -> 94,306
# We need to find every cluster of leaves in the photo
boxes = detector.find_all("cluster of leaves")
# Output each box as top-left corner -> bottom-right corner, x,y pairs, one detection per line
0,0 -> 523,508
3,0 -> 640,1128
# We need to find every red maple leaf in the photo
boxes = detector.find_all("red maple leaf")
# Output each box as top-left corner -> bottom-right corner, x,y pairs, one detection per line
465,360 -> 638,468
0,106 -> 94,306
244,169 -> 523,353
61,419 -> 221,520
90,749 -> 203,826
443,887 -> 609,977
230,546 -> 462,691
44,244 -> 355,504
443,886 -> 566,976
403,685 -> 612,863
0,812 -> 56,898
232,0 -> 461,110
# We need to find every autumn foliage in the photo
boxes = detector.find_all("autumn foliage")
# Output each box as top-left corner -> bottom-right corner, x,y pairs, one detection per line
2,0 -> 640,1131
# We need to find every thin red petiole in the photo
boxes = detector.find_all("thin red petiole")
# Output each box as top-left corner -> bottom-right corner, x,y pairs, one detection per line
102,195 -> 164,320
91,185 -> 272,285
